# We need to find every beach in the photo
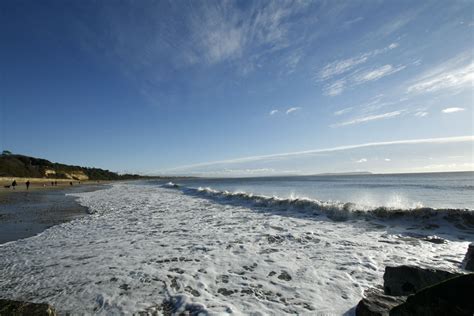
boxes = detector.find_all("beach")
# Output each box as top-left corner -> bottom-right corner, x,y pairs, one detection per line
0,177 -> 472,314
0,181 -> 107,244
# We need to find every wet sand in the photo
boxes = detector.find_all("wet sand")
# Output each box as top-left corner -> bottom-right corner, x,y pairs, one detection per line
0,184 -> 107,244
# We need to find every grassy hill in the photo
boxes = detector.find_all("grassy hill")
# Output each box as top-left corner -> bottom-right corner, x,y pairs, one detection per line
0,153 -> 145,181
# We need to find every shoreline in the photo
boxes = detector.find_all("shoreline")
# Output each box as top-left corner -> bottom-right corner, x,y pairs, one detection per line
0,183 -> 108,244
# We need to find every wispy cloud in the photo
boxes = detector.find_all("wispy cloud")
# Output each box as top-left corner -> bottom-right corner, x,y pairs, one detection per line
353,64 -> 406,84
318,56 -> 368,81
188,2 -> 311,65
319,44 -> 404,96
356,158 -> 367,163
317,42 -> 399,82
407,53 -> 473,94
384,158 -> 391,162
324,80 -> 346,96
342,16 -> 364,27
414,111 -> 428,117
269,109 -> 279,115
331,110 -> 403,127
334,107 -> 353,116
165,135 -> 474,171
442,107 -> 465,113
286,107 -> 302,114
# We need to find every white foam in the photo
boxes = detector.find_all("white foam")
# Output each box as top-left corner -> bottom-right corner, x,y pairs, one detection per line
0,183 -> 470,315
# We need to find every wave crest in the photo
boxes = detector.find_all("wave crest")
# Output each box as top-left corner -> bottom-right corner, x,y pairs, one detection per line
163,184 -> 474,226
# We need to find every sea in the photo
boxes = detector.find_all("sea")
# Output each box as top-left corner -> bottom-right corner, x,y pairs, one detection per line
0,172 -> 473,315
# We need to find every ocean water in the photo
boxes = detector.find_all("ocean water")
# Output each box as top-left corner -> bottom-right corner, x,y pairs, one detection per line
173,172 -> 474,210
0,172 -> 473,315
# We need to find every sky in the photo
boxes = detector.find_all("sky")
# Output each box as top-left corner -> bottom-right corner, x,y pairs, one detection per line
1,0 -> 473,176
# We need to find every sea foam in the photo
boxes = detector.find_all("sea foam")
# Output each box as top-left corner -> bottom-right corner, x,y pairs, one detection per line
0,183 -> 470,315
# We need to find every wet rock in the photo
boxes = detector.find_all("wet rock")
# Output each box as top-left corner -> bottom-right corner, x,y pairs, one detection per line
422,236 -> 446,244
355,288 -> 406,316
217,288 -> 236,296
0,299 -> 56,315
383,265 -> 461,296
119,283 -> 130,290
184,286 -> 200,297
390,273 -> 474,316
267,235 -> 284,244
277,271 -> 292,281
462,243 -> 474,271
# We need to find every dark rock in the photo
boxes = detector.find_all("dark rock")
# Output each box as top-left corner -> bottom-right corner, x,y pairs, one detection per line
383,265 -> 461,296
422,236 -> 446,244
277,271 -> 292,281
355,288 -> 406,316
462,243 -> 474,271
390,273 -> 474,316
217,288 -> 236,296
0,299 -> 56,315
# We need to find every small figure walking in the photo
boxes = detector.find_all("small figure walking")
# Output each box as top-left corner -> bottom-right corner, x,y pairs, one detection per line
69,181 -> 73,186
26,180 -> 30,190
11,180 -> 17,190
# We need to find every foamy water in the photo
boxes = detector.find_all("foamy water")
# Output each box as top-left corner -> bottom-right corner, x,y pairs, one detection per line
0,182 -> 471,315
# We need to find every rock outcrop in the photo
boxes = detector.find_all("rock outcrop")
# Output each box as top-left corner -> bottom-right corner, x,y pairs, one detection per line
355,288 -> 406,316
355,265 -> 472,316
0,299 -> 56,315
462,243 -> 474,271
383,265 -> 461,296
390,273 -> 474,316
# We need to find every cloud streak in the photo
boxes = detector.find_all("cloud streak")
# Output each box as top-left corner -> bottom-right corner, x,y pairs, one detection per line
317,43 -> 399,82
353,64 -> 406,84
331,110 -> 403,127
407,53 -> 473,94
442,107 -> 465,113
165,135 -> 474,171
286,107 -> 302,114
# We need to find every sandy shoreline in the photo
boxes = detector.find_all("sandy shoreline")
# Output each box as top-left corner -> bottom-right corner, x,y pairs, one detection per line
0,183 -> 108,244
0,177 -> 110,193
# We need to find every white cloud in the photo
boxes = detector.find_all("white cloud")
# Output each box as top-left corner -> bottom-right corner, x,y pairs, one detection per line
407,53 -> 474,94
324,80 -> 346,96
442,107 -> 465,114
317,42 -> 399,82
334,107 -> 353,116
388,43 -> 399,49
384,158 -> 391,162
331,110 -> 403,127
414,111 -> 428,117
286,107 -> 302,114
353,64 -> 406,84
269,109 -> 279,115
319,56 -> 368,81
165,135 -> 474,171
356,158 -> 367,163
342,16 -> 364,27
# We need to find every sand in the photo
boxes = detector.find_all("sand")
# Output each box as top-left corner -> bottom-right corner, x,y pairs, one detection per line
0,183 -> 107,244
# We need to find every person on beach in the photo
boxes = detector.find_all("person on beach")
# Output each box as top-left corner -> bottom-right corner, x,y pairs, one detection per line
26,180 -> 30,190
11,180 -> 17,190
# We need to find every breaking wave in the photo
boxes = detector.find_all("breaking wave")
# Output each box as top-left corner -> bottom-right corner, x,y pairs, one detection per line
162,183 -> 474,226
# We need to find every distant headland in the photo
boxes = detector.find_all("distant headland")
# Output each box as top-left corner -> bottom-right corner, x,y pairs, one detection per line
0,151 -> 150,181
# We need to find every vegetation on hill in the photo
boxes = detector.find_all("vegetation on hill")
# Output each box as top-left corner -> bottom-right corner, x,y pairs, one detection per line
0,152 -> 148,181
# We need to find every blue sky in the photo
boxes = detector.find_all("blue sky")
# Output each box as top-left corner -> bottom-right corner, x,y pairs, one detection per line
1,0 -> 473,176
